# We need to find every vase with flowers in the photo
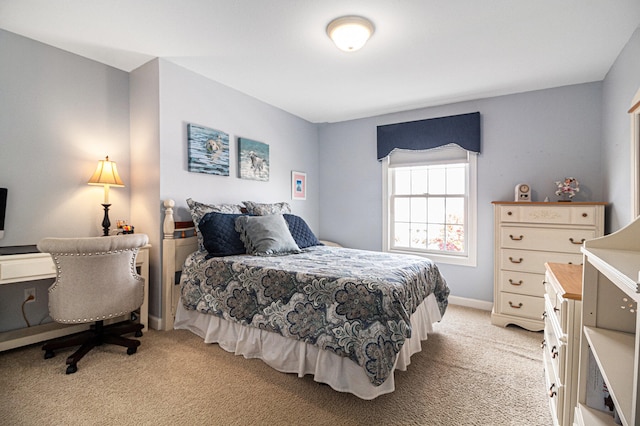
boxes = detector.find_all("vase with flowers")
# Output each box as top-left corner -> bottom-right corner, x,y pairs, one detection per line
555,177 -> 580,201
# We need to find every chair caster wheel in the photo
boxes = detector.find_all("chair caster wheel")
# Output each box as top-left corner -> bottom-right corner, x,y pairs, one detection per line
66,364 -> 78,374
135,330 -> 143,338
44,350 -> 55,359
127,347 -> 137,355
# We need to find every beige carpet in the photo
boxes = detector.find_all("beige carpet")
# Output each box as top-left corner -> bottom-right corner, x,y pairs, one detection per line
0,305 -> 551,426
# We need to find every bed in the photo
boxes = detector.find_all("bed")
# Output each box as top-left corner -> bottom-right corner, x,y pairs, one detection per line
161,198 -> 450,399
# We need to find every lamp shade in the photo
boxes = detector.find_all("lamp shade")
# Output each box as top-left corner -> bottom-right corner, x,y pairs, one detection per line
88,156 -> 124,187
326,16 -> 375,52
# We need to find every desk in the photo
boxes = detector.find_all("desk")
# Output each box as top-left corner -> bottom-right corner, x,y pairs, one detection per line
0,245 -> 149,351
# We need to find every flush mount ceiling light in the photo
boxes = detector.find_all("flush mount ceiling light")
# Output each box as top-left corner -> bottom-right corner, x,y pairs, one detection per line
326,15 -> 375,52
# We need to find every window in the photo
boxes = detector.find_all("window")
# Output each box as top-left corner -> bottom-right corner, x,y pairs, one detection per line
382,144 -> 477,266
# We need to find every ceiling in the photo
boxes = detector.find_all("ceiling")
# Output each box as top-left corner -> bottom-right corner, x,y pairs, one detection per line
1,1 -> 640,123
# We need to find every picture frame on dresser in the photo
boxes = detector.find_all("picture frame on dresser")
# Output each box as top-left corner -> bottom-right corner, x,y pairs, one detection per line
491,201 -> 606,332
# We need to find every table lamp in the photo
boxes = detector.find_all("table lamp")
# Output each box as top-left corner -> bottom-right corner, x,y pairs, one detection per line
88,156 -> 124,236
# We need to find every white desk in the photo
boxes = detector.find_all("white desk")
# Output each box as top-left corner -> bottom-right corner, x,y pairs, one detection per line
0,245 -> 149,351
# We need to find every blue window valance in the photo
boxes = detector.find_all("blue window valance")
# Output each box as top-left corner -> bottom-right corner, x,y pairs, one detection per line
376,112 -> 480,160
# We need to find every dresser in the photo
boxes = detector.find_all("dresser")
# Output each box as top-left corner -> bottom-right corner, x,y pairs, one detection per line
492,202 -> 605,331
543,262 -> 582,426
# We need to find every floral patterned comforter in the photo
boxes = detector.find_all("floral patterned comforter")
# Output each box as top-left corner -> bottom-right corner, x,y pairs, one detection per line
180,246 -> 449,386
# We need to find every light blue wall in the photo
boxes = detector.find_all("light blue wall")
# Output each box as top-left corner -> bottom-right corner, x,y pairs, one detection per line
0,29 -> 131,245
157,60 -> 319,229
2,23 -> 639,326
318,83 -> 603,302
0,30 -> 130,331
602,26 -> 640,232
129,59 -> 320,319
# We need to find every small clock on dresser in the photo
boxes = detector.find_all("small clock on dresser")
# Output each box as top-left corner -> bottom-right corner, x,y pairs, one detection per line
515,183 -> 531,202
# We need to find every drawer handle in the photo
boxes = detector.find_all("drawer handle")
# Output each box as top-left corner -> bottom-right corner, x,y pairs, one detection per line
582,213 -> 588,218
540,339 -> 546,349
507,211 -> 513,216
508,279 -> 523,286
509,301 -> 523,309
542,311 -> 547,319
548,384 -> 557,398
569,237 -> 585,245
509,257 -> 523,264
509,234 -> 524,241
553,307 -> 559,313
551,346 -> 559,359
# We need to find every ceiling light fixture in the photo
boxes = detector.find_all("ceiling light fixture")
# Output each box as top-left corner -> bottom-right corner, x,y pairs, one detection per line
326,16 -> 375,52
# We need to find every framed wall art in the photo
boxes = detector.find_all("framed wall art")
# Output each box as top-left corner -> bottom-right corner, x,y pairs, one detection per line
292,171 -> 306,200
238,137 -> 269,181
187,123 -> 229,176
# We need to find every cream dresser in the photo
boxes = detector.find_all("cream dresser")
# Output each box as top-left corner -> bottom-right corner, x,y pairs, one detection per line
492,202 -> 605,332
543,262 -> 582,426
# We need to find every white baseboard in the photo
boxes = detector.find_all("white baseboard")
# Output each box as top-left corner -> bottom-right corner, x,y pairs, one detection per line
448,295 -> 493,311
148,314 -> 162,331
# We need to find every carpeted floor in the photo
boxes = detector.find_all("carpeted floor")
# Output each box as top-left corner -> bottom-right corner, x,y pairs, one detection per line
0,305 -> 552,425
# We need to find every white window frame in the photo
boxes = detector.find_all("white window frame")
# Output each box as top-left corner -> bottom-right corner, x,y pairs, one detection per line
382,145 -> 477,267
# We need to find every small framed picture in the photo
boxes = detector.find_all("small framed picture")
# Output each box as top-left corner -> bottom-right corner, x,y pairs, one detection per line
292,171 -> 306,200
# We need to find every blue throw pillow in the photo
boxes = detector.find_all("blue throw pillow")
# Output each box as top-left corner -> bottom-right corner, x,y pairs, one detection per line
199,212 -> 247,257
283,214 -> 322,249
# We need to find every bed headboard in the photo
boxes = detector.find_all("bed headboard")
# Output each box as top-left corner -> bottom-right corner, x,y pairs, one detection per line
162,199 -> 198,331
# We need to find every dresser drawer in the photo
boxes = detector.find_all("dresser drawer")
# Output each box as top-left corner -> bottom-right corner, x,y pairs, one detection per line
545,272 -> 569,334
498,292 -> 544,320
499,270 -> 545,297
500,227 -> 596,253
544,321 -> 561,384
500,249 -> 583,274
544,309 -> 567,387
543,343 -> 565,426
498,205 -> 597,226
544,291 -> 565,335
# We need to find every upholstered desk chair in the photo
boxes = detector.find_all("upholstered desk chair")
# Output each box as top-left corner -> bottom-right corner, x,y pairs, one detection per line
37,234 -> 149,374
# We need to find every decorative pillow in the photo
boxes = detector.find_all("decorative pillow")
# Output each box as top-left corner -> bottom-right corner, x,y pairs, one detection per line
283,214 -> 322,249
242,201 -> 291,216
198,212 -> 247,258
187,198 -> 244,251
235,214 -> 300,256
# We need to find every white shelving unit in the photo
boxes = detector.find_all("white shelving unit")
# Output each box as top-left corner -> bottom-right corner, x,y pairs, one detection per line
575,217 -> 640,426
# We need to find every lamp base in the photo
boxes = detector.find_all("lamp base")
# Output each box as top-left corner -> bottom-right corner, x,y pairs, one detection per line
101,203 -> 111,236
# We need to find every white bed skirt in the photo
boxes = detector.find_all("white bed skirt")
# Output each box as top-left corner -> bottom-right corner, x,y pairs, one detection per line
174,293 -> 442,400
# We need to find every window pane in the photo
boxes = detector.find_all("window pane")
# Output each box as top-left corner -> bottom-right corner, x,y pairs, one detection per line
395,169 -> 411,195
446,198 -> 464,225
410,197 -> 426,223
411,169 -> 427,194
446,165 -> 465,194
427,197 -> 445,224
428,167 -> 446,194
446,225 -> 465,252
427,224 -> 445,250
394,197 -> 410,222
394,222 -> 410,247
410,223 -> 427,249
